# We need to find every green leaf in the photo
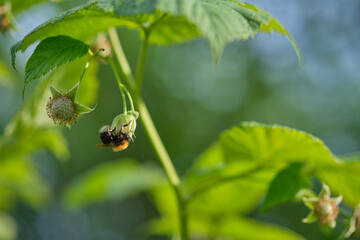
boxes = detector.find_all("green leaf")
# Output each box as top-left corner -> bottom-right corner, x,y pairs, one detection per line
0,157 -> 51,209
11,0 -> 300,66
238,2 -> 302,64
185,144 -> 276,215
62,160 -> 164,209
220,122 -> 336,167
143,13 -> 201,45
156,0 -> 300,62
261,162 -> 311,212
184,122 -> 337,215
96,0 -> 157,15
24,35 -> 89,86
10,1 -> 138,68
318,157 -> 360,207
215,216 -> 305,240
8,0 -> 49,14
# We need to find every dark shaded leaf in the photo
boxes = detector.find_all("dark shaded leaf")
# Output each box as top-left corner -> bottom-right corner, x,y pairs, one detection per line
261,162 -> 311,212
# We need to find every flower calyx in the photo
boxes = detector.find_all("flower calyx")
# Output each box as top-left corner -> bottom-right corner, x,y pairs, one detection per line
302,183 -> 342,228
46,82 -> 94,127
111,111 -> 139,140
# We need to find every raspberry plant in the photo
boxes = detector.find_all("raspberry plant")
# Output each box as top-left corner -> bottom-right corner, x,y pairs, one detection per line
3,0 -> 360,239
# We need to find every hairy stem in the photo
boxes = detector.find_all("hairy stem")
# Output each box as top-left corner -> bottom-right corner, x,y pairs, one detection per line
108,28 -> 189,240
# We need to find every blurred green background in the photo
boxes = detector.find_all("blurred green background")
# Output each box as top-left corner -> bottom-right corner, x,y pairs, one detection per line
0,0 -> 360,239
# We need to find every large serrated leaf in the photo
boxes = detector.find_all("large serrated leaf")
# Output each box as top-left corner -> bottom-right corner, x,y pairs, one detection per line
184,122 -> 337,215
155,0 -> 301,62
11,0 -> 301,66
24,35 -> 89,86
221,122 -> 336,167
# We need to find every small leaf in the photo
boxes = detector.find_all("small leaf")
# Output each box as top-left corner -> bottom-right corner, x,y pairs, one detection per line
24,36 -> 89,85
261,163 -> 311,212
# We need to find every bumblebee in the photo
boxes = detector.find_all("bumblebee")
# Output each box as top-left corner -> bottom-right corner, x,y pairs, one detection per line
98,125 -> 131,151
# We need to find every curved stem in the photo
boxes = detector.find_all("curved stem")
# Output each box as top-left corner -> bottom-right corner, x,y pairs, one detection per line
108,28 -> 190,240
125,89 -> 135,111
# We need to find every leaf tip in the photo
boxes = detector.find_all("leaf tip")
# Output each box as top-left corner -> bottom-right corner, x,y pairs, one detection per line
10,41 -> 21,70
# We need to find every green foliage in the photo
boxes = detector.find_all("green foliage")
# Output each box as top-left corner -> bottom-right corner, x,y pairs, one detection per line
23,36 -> 89,95
261,162 -> 311,212
62,159 -> 164,209
0,157 -> 51,209
4,0 -> 49,14
208,216 -> 305,240
318,157 -> 360,207
146,122 -> 360,238
11,0 -> 300,67
220,122 -> 336,167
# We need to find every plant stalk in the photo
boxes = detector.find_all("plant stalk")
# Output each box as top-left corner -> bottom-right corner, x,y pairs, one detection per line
107,57 -> 127,114
135,31 -> 149,95
108,27 -> 190,240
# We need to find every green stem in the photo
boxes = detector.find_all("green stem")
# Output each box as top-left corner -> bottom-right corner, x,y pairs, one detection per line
108,28 -> 135,89
125,89 -> 135,111
107,57 -> 127,114
135,30 -> 149,95
108,28 -> 190,240
79,49 -> 100,84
